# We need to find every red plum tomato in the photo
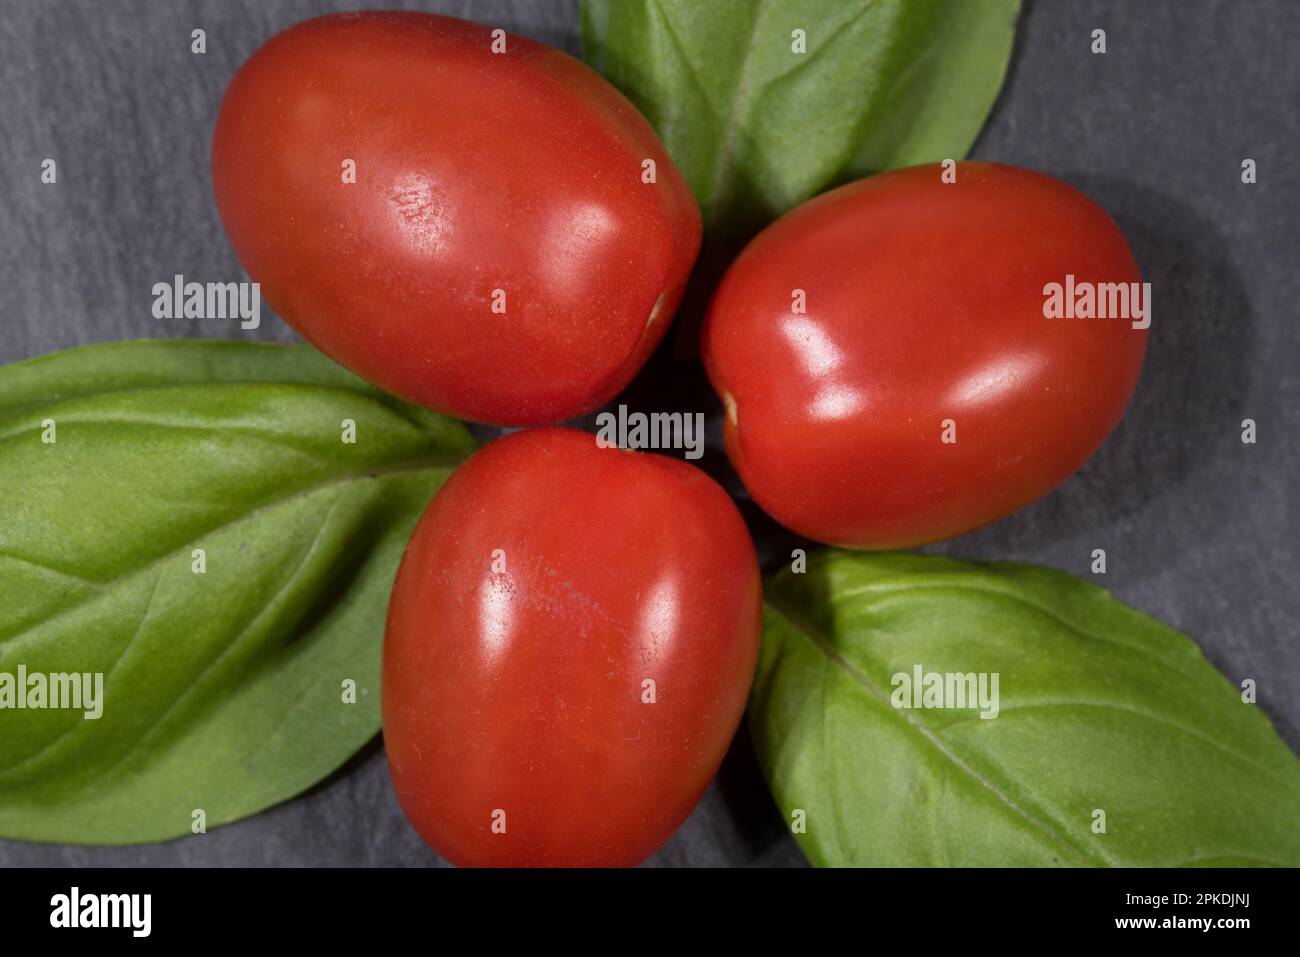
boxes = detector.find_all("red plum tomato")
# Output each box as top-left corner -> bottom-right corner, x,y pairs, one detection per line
382,428 -> 762,866
212,12 -> 701,425
702,162 -> 1148,549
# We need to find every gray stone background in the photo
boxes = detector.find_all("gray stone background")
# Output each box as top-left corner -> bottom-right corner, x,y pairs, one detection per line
0,0 -> 1295,866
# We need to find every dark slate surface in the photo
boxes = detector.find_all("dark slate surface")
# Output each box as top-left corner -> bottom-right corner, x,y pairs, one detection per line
0,0 -> 1295,867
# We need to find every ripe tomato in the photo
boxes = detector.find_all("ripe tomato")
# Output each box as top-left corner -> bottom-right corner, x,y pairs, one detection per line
212,12 -> 700,426
702,162 -> 1148,549
382,429 -> 761,866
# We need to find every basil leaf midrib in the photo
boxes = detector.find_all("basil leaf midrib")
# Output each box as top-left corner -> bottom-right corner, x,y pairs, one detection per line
583,0 -> 1022,234
0,379 -> 440,433
51,489 -> 353,789
704,0 -> 773,222
763,590 -> 1097,866
0,340 -> 474,844
826,576 -> 1222,687
752,550 -> 1300,867
0,455 -> 450,647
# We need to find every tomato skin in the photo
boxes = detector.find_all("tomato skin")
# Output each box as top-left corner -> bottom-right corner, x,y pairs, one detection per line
702,162 -> 1148,549
382,429 -> 761,867
212,12 -> 700,426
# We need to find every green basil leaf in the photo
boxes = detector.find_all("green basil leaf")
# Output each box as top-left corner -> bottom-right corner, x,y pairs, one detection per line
581,0 -> 1021,241
752,550 -> 1300,866
0,341 -> 475,844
